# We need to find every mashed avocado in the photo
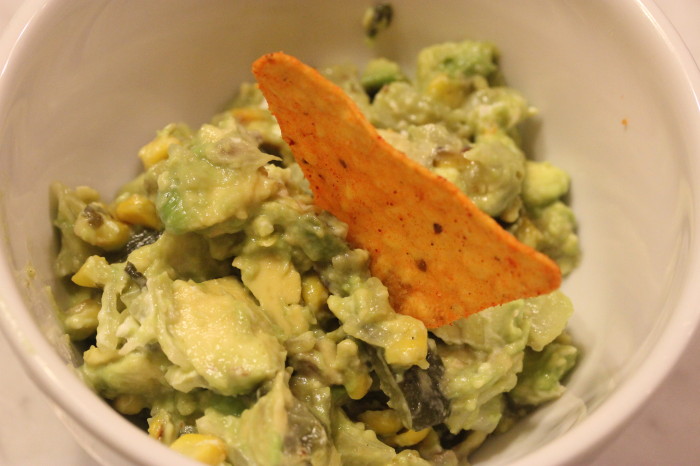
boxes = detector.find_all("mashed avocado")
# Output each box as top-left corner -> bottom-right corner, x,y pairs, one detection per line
52,40 -> 580,465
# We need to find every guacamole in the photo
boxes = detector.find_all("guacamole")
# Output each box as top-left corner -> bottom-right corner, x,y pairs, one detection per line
52,40 -> 580,465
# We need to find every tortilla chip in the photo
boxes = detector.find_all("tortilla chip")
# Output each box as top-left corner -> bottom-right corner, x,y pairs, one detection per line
253,52 -> 561,328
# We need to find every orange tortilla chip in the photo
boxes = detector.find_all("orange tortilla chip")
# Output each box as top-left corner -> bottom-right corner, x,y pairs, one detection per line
253,52 -> 561,328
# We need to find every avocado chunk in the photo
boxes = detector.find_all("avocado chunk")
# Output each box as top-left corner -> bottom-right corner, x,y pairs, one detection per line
361,58 -> 406,97
156,122 -> 279,234
509,343 -> 578,406
197,372 -> 340,465
165,277 -> 286,396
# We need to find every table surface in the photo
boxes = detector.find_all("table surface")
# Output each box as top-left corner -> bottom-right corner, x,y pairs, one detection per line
1,1 -> 699,465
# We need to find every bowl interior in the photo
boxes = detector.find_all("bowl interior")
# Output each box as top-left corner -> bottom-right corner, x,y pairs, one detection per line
1,1 -> 698,465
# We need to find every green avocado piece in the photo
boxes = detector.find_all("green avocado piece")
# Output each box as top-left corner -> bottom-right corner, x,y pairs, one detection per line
524,291 -> 574,351
509,343 -> 578,406
522,161 -> 571,208
361,58 -> 406,96
80,349 -> 169,399
416,40 -> 498,89
197,372 -> 341,465
165,277 -> 285,396
331,408 -> 429,466
156,123 -> 279,234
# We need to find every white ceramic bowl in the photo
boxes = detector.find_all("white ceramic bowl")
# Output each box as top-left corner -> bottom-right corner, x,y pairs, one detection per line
1,1 -> 699,465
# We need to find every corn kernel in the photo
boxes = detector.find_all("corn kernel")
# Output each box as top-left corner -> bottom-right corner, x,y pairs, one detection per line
229,107 -> 269,124
426,74 -> 466,107
385,428 -> 431,447
148,414 -> 166,440
71,255 -> 112,288
70,268 -> 96,288
335,339 -> 372,400
170,433 -> 227,465
113,394 -> 145,415
358,410 -> 403,437
138,135 -> 179,169
345,371 -> 372,400
285,331 -> 316,355
301,274 -> 329,313
82,346 -> 119,366
74,186 -> 101,204
71,255 -> 113,288
115,194 -> 162,229
499,196 -> 522,224
384,325 -> 428,367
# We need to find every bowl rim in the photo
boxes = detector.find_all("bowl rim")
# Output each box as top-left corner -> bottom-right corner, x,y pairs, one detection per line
511,0 -> 700,463
0,1 -> 202,464
0,0 -> 699,465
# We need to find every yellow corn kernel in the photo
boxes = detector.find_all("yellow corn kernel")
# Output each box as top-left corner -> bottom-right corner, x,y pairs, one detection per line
385,428 -> 431,447
358,410 -> 403,437
138,134 -> 179,169
115,194 -> 162,229
73,204 -> 131,251
335,339 -> 372,400
170,433 -> 227,465
71,255 -> 112,288
113,394 -> 145,415
384,326 -> 428,367
73,185 -> 101,204
498,196 -> 522,224
345,371 -> 372,401
285,331 -> 316,355
426,74 -> 466,107
301,274 -> 329,313
82,345 -> 120,366
148,413 -> 167,441
229,106 -> 269,124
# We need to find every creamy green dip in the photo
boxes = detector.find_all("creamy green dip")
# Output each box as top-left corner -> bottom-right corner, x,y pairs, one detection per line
52,40 -> 580,465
